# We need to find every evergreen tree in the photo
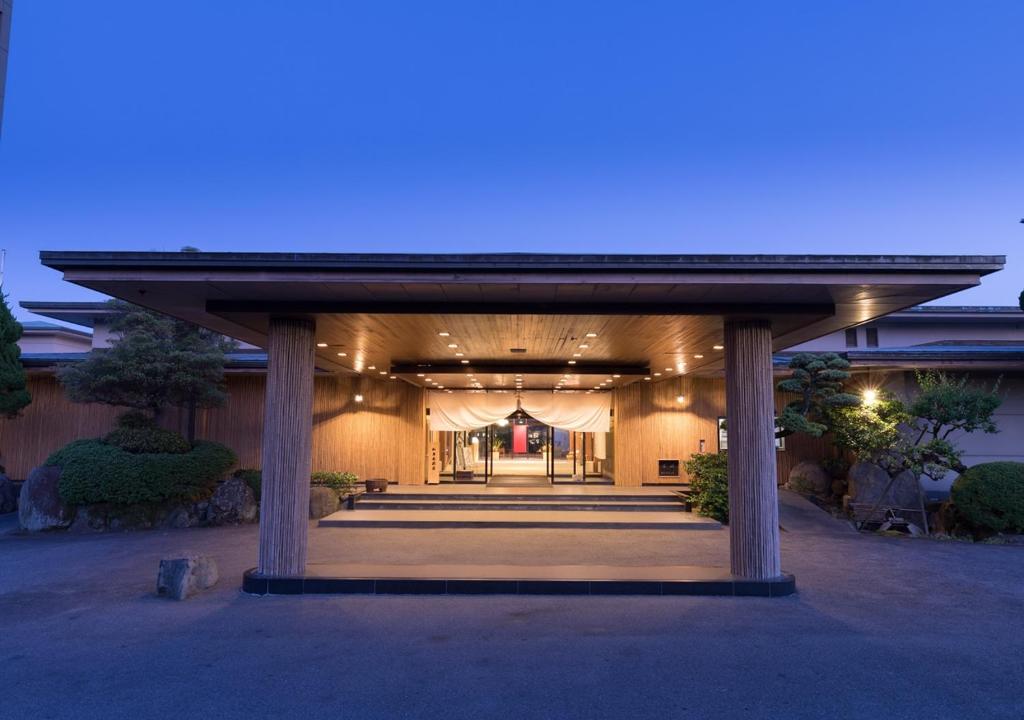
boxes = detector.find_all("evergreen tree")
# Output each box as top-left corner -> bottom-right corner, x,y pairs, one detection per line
776,352 -> 861,438
0,291 -> 31,418
58,300 -> 235,436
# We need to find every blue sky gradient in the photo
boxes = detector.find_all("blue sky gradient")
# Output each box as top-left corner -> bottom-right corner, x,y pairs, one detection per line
1,1 -> 1021,319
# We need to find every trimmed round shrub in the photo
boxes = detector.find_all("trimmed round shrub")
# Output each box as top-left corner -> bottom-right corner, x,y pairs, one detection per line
102,411 -> 190,454
950,462 -> 1024,534
683,452 -> 729,523
311,471 -> 359,494
48,440 -> 237,506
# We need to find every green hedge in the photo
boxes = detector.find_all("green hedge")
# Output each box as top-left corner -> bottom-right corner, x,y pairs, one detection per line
102,425 -> 191,454
49,440 -> 237,506
950,462 -> 1024,534
311,471 -> 359,493
683,452 -> 729,523
234,468 -> 262,502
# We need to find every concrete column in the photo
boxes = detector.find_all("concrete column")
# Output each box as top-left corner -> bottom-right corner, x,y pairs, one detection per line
257,317 -> 316,577
724,319 -> 782,580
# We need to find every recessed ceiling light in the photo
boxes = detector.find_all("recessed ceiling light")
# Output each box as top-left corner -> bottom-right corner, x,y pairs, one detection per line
613,374 -> 621,378
573,353 -> 582,358
568,360 -> 577,365
425,378 -> 432,382
417,373 -> 425,377
644,377 -> 652,381
460,360 -> 469,364
389,376 -> 396,380
455,352 -> 464,357
578,344 -> 589,349
438,332 -> 450,337
593,386 -> 601,389
379,371 -> 387,375
665,367 -> 672,372
316,342 -> 328,348
585,332 -> 597,338
337,352 -> 347,357
368,365 -> 376,370
654,372 -> 662,376
447,343 -> 458,349
437,385 -> 445,389
713,344 -> 724,350
694,354 -> 704,359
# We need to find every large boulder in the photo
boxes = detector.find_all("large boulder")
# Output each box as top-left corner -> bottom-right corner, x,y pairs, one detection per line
205,476 -> 257,525
847,462 -> 920,508
309,486 -> 340,519
18,466 -> 74,531
786,461 -> 832,496
157,555 -> 219,600
0,474 -> 18,514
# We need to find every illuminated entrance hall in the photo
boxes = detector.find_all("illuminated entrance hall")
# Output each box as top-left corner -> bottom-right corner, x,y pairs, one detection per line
37,251 -> 1004,595
438,410 -> 608,485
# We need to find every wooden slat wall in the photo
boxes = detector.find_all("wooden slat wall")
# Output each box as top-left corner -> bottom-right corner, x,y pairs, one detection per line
612,376 -> 833,487
1,373 -> 426,484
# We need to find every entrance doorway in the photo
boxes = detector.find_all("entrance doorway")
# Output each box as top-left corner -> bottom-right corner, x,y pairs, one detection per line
439,410 -> 606,484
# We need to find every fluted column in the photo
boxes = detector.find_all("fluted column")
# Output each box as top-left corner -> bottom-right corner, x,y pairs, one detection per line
257,317 -> 316,577
724,319 -> 782,580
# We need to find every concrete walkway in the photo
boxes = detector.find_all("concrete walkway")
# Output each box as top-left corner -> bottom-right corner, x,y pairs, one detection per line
2,505 -> 1023,719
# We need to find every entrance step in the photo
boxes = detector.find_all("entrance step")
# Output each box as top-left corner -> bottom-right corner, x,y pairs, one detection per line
355,499 -> 685,512
318,509 -> 719,530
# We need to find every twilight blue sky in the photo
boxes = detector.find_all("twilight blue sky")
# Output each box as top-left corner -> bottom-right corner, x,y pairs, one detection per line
1,1 -> 1022,320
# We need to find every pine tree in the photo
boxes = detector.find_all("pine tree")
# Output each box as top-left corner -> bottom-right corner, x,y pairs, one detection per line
58,300 -> 234,435
0,291 -> 32,418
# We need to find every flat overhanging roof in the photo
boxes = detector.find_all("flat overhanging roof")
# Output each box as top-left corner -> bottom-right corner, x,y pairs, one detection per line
40,251 -> 1005,390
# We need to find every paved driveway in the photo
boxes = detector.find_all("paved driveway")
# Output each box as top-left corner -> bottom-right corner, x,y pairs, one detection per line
1,495 -> 1022,720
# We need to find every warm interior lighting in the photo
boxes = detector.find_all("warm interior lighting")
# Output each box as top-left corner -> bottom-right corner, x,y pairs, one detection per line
497,418 -> 509,427
693,354 -> 704,359
585,332 -> 597,338
455,352 -> 464,357
354,394 -> 364,403
612,374 -> 621,378
644,377 -> 652,381
368,365 -> 376,370
713,345 -> 724,350
568,360 -> 577,365
417,373 -> 425,377
578,344 -> 589,349
460,359 -> 469,364
389,375 -> 396,380
337,352 -> 347,357
447,343 -> 458,348
654,372 -> 662,376
438,332 -> 450,337
316,342 -> 328,347
862,388 -> 879,406
676,394 -> 686,404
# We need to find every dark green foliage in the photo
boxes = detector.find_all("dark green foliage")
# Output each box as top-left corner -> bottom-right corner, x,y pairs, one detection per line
311,471 -> 359,494
950,462 -> 1024,534
907,371 -> 1001,441
830,390 -> 909,471
58,300 -> 235,417
49,439 -> 237,506
234,468 -> 262,501
777,353 -> 860,438
0,292 -> 31,418
102,412 -> 190,454
683,452 -> 729,523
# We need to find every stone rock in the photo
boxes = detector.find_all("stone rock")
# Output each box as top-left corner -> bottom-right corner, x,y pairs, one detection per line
786,461 -> 832,496
847,462 -> 921,508
0,474 -> 18,514
163,506 -> 196,529
18,466 -> 73,532
206,477 -> 257,525
309,486 -> 340,519
157,555 -> 219,600
68,506 -> 107,533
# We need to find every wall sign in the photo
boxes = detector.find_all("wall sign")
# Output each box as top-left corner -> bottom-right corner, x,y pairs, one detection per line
716,417 -> 785,452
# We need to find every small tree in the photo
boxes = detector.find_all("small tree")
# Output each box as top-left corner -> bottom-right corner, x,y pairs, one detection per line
58,300 -> 235,439
777,352 -> 861,438
0,291 -> 31,418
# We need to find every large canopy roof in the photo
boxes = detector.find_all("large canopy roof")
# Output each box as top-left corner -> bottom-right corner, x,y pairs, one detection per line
40,251 -> 1004,391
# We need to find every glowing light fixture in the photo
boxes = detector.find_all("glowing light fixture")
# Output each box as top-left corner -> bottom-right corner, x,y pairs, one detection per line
447,343 -> 458,349
316,342 -> 328,348
438,332 -> 450,337
497,418 -> 509,427
460,359 -> 469,364
354,394 -> 364,403
585,332 -> 597,338
862,388 -> 879,406
693,354 -> 704,359
676,394 -> 686,404
337,352 -> 347,357
568,360 -> 577,365
713,344 -> 724,350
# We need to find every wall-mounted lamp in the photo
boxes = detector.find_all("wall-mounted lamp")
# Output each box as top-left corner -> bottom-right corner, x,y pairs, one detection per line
862,388 -> 878,406
354,394 -> 364,403
676,394 -> 686,404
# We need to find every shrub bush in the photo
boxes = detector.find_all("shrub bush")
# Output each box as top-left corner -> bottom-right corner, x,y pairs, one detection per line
101,411 -> 190,454
950,462 -> 1024,534
49,439 -> 237,506
234,468 -> 262,502
683,452 -> 729,523
311,471 -> 359,494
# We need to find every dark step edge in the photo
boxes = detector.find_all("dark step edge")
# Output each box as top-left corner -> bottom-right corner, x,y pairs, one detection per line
317,519 -> 718,529
243,569 -> 795,597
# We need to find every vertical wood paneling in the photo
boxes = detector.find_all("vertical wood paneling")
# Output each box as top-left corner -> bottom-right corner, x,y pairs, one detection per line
258,318 -> 315,577
725,320 -> 781,580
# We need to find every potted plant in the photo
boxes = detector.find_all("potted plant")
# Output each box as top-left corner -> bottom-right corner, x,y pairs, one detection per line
491,437 -> 504,460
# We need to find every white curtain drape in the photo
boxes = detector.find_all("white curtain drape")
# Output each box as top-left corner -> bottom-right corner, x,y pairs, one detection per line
520,391 -> 611,433
427,392 -> 518,431
427,391 -> 612,432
